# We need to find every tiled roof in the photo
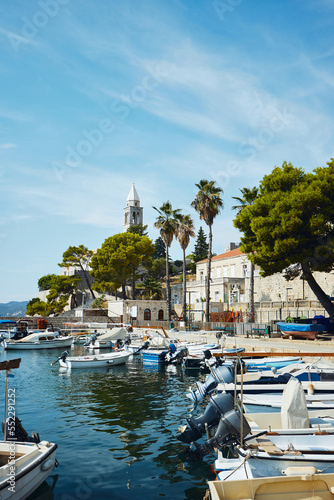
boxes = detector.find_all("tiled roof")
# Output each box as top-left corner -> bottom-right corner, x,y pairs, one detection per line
198,247 -> 245,263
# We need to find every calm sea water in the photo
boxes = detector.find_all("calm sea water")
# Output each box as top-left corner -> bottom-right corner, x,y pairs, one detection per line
1,346 -> 215,500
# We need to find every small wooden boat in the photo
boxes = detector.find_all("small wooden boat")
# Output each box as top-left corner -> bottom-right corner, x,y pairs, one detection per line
55,350 -> 131,369
3,332 -> 73,350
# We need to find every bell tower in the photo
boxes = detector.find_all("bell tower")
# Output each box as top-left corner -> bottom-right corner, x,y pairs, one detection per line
123,183 -> 143,232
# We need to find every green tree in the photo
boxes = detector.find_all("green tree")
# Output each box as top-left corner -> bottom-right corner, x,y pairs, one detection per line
234,160 -> 334,317
28,274 -> 81,316
46,274 -> 81,314
177,214 -> 195,323
58,245 -> 96,299
38,274 -> 58,291
152,237 -> 166,259
127,223 -> 149,236
90,233 -> 155,299
153,201 -> 182,321
143,256 -> 166,279
193,227 -> 209,262
136,277 -> 163,300
232,187 -> 259,322
26,297 -> 48,316
191,180 -> 223,322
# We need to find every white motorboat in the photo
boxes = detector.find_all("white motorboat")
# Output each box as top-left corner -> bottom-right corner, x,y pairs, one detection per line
55,349 -> 132,369
243,392 -> 334,412
84,327 -> 128,349
0,440 -> 58,500
207,471 -> 334,500
0,358 -> 58,499
2,331 -> 73,350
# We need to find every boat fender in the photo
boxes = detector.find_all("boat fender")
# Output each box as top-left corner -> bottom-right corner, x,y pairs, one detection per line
283,466 -> 319,476
41,458 -> 54,471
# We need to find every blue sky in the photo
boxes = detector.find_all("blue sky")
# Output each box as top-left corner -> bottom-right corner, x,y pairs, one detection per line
1,0 -> 334,303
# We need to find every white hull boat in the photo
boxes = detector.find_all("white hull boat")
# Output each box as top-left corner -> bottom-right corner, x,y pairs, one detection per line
57,350 -> 132,369
3,332 -> 73,350
207,470 -> 334,500
85,327 -> 128,349
0,440 -> 57,500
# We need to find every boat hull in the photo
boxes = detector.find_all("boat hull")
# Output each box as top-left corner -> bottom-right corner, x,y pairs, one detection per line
59,351 -> 131,369
0,440 -> 57,500
3,337 -> 73,350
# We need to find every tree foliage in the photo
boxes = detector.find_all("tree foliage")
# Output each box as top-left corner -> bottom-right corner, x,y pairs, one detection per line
233,160 -> 334,317
153,201 -> 182,321
153,237 -> 166,259
90,233 -> 155,299
193,227 -> 209,262
26,274 -> 81,316
191,179 -> 223,322
38,274 -> 58,291
58,244 -> 96,299
127,223 -> 149,236
177,213 -> 195,322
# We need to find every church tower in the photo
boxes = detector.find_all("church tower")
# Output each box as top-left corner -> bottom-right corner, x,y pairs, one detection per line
123,183 -> 143,232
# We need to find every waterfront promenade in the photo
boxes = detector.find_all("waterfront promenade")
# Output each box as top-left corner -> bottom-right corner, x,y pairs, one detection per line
172,330 -> 334,361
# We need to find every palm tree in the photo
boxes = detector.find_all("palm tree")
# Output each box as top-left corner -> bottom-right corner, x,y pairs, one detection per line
191,180 -> 223,323
232,187 -> 259,322
177,214 -> 195,325
153,201 -> 181,322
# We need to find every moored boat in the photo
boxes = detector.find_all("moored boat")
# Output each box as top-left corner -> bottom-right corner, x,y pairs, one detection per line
0,440 -> 58,500
55,349 -> 132,369
0,358 -> 58,499
2,331 -> 73,350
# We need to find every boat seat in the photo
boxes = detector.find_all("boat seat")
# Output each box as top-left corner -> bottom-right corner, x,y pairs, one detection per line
254,436 -> 284,455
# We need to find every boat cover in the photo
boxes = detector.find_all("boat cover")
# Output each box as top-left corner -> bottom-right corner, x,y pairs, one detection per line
281,377 -> 309,429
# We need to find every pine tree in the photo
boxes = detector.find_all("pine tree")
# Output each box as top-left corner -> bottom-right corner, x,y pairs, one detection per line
193,227 -> 209,262
152,237 -> 166,259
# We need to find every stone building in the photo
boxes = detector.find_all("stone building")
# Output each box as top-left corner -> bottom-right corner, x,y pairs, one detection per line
107,299 -> 168,326
171,243 -> 334,323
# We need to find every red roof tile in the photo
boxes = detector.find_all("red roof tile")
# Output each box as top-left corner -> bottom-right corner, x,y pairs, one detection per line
197,247 -> 244,263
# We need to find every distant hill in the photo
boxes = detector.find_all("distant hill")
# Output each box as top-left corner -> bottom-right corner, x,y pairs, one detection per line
0,301 -> 28,317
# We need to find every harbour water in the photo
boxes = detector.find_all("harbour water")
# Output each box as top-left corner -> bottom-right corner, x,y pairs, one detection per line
1,345 -> 215,500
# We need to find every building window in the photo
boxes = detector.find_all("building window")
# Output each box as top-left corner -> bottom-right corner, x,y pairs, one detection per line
144,308 -> 151,320
200,272 -> 204,282
217,268 -> 221,278
158,309 -> 164,320
243,264 -> 248,277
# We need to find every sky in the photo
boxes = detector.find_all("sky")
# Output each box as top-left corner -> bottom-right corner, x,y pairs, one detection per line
0,0 -> 334,303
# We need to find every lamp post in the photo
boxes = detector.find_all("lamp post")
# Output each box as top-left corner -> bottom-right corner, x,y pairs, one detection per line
286,287 -> 292,319
187,291 -> 194,331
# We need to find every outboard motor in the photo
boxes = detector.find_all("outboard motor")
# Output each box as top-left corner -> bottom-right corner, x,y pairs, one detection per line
186,409 -> 251,461
133,340 -> 150,354
178,392 -> 235,443
116,339 -> 124,349
84,334 -> 97,347
170,346 -> 189,364
2,417 -> 40,443
187,364 -> 235,402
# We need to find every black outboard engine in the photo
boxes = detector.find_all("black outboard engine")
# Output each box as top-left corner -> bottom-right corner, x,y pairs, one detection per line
187,363 -> 235,402
178,392 -> 235,443
170,346 -> 189,364
134,340 -> 150,354
116,338 -> 124,349
186,409 -> 251,461
2,417 -> 40,443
